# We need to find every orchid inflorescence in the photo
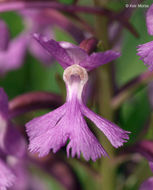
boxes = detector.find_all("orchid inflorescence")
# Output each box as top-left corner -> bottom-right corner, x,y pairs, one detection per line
0,1 -> 153,190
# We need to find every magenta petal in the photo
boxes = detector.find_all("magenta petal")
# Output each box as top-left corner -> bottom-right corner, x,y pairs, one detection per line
33,34 -> 73,68
34,35 -> 120,70
59,41 -> 88,65
0,89 -> 25,158
3,123 -> 26,158
149,162 -> 153,173
137,41 -> 153,57
26,104 -> 68,157
140,177 -> 153,190
0,34 -> 28,75
29,28 -> 55,65
8,160 -> 28,190
80,50 -> 120,71
0,159 -> 15,190
26,104 -> 66,139
9,159 -> 48,190
0,20 -> 10,51
146,4 -> 153,36
28,118 -> 69,157
0,88 -> 8,117
65,100 -> 107,161
137,41 -> 153,71
67,113 -> 107,161
26,99 -> 107,161
29,38 -> 54,65
81,105 -> 130,148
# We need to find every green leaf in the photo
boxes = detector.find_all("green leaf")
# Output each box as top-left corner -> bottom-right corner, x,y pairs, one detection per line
119,88 -> 151,144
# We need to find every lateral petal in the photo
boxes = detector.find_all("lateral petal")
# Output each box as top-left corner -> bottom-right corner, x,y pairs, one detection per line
81,104 -> 130,148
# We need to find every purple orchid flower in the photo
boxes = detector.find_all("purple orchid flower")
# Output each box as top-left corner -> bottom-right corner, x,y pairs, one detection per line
8,158 -> 29,190
0,88 -> 26,189
0,34 -> 28,76
140,177 -> 153,190
0,20 -> 10,51
0,8 -> 85,75
146,4 -> 153,36
21,9 -> 85,43
0,88 -> 26,157
0,20 -> 28,76
7,157 -> 48,190
0,159 -> 15,190
139,162 -> 153,190
0,20 -> 27,75
137,4 -> 153,71
21,9 -> 85,64
25,35 -> 130,161
0,11 -> 53,76
20,9 -> 55,65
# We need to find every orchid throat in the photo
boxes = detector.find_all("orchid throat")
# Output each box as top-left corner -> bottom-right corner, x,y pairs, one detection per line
63,64 -> 88,101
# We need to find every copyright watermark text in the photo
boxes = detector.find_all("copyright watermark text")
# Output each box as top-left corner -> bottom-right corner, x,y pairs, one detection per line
125,4 -> 149,8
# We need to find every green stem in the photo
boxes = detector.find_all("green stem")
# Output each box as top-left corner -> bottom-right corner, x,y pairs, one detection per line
93,0 -> 116,190
98,65 -> 116,190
